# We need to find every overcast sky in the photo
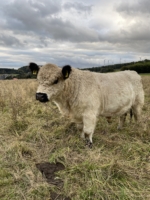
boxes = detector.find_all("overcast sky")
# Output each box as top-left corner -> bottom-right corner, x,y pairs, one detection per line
0,0 -> 150,69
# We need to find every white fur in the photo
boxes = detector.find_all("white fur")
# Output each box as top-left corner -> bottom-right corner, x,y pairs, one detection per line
37,63 -> 144,145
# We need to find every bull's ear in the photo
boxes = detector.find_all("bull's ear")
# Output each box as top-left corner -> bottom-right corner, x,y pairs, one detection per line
62,65 -> 72,79
29,62 -> 40,75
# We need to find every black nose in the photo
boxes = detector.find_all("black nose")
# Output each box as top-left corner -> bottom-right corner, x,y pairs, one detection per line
36,93 -> 49,102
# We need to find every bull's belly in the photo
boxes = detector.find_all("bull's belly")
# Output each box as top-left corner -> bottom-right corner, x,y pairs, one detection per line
101,104 -> 131,117
99,82 -> 135,117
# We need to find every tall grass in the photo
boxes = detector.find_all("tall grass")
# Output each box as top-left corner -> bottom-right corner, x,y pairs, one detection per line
0,77 -> 150,200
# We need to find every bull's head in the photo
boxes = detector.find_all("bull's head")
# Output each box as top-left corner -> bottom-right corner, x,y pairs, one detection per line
29,62 -> 72,103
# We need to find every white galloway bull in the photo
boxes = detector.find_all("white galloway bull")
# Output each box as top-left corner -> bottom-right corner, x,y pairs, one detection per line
29,63 -> 144,147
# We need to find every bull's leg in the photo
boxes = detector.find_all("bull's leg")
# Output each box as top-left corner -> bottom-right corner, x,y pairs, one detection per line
77,124 -> 85,139
117,113 -> 127,130
132,104 -> 142,122
81,131 -> 85,139
82,115 -> 97,148
129,109 -> 133,123
75,123 -> 85,139
132,91 -> 144,122
106,116 -> 112,124
76,123 -> 83,131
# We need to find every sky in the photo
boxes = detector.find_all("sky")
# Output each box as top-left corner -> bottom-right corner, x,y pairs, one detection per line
0,0 -> 150,69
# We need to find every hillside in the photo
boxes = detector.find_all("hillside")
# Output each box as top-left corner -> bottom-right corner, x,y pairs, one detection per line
0,66 -> 30,74
0,65 -> 34,79
84,59 -> 150,73
0,68 -> 19,74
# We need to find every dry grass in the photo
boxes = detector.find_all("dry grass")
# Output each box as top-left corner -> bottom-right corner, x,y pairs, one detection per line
0,77 -> 150,200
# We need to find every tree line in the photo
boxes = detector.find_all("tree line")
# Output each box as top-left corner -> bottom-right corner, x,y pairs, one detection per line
121,60 -> 150,73
84,59 -> 150,73
1,59 -> 150,79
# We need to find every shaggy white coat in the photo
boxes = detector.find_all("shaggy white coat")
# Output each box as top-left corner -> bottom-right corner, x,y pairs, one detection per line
36,64 -> 144,145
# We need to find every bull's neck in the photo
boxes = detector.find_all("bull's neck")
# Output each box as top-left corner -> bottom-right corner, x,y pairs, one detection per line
54,74 -> 80,108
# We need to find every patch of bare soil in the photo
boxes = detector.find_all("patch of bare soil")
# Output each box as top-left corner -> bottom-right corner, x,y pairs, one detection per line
36,162 -> 71,200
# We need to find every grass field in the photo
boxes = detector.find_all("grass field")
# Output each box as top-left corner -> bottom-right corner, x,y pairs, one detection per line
0,76 -> 150,200
140,73 -> 150,76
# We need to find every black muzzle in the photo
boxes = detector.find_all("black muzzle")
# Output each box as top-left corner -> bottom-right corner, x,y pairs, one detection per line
36,93 -> 49,103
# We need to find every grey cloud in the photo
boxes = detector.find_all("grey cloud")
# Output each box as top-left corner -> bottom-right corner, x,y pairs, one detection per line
3,1 -> 45,31
94,0 -> 150,47
4,0 -> 61,19
1,0 -> 150,69
2,0 -> 98,43
2,0 -> 62,33
0,34 -> 22,47
63,2 -> 92,14
30,0 -> 62,17
44,18 -> 99,42
113,21 -> 150,45
116,0 -> 150,16
98,27 -> 150,48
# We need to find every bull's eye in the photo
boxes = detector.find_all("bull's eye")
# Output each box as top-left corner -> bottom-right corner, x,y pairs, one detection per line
53,79 -> 58,84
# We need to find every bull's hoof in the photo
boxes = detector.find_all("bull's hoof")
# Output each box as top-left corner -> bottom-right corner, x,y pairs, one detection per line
88,142 -> 93,148
85,140 -> 93,148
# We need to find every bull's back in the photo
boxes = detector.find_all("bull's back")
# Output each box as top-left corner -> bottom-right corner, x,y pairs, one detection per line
92,70 -> 143,116
71,69 -> 144,117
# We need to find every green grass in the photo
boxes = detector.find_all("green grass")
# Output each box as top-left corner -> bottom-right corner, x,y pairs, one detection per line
0,78 -> 150,200
140,73 -> 150,76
